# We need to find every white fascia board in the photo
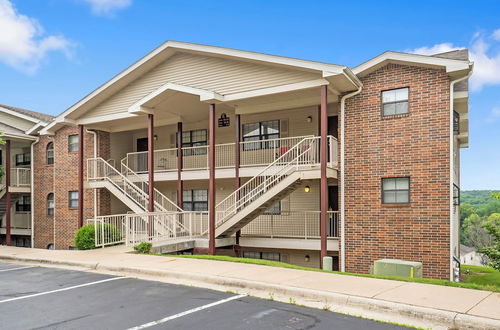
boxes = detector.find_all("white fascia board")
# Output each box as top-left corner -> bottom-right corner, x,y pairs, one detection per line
0,106 -> 41,123
76,112 -> 140,125
128,83 -> 224,115
353,51 -> 471,77
2,132 -> 38,141
48,41 -> 347,128
25,121 -> 48,135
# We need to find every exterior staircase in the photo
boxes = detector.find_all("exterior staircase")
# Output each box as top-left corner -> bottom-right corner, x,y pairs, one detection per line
214,136 -> 321,237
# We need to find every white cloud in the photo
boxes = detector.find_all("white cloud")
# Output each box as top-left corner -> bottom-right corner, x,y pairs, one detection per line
0,0 -> 73,74
408,31 -> 500,91
486,106 -> 500,123
82,0 -> 132,16
492,29 -> 500,41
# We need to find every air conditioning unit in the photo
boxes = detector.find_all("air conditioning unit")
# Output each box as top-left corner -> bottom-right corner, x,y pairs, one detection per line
372,259 -> 423,278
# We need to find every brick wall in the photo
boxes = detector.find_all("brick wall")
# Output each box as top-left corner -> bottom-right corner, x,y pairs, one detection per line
344,63 -> 451,279
33,127 -> 111,249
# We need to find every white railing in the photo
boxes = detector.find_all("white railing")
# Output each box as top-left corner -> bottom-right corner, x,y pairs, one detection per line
10,168 -> 31,187
90,211 -> 209,247
215,136 -> 320,228
241,211 -> 339,239
123,135 -> 337,173
120,161 -> 182,212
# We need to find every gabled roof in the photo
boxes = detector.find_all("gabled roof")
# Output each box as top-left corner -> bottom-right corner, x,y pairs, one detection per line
0,122 -> 37,140
41,41 -> 361,135
353,51 -> 473,79
0,104 -> 54,123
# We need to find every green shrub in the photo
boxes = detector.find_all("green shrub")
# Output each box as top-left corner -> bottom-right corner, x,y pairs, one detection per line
74,224 -> 122,250
134,242 -> 152,254
74,225 -> 96,250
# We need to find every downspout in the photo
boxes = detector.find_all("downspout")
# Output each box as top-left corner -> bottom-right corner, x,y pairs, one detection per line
449,66 -> 473,281
30,137 -> 40,248
86,129 -> 98,219
340,84 -> 362,273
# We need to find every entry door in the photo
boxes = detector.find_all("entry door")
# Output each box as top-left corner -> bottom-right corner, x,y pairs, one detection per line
328,116 -> 338,139
136,138 -> 148,172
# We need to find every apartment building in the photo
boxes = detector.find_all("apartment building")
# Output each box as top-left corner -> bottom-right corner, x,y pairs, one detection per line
0,105 -> 54,247
1,42 -> 472,280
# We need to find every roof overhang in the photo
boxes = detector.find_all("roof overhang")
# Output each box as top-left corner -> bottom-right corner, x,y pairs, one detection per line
353,51 -> 473,80
41,41 -> 361,135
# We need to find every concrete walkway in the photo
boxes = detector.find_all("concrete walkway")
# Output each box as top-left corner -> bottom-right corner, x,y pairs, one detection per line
1,246 -> 499,329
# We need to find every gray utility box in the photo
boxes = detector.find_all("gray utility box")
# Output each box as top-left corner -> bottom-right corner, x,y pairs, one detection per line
372,259 -> 423,278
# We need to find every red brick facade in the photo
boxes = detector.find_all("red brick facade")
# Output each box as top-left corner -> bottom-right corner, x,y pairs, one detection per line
33,127 -> 111,249
344,63 -> 451,279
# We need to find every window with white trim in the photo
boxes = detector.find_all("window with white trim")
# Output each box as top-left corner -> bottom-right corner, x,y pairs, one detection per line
47,193 -> 54,216
182,129 -> 207,156
242,120 -> 280,150
68,135 -> 79,152
382,88 -> 409,116
68,191 -> 78,209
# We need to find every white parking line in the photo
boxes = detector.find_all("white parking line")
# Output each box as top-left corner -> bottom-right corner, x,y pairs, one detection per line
0,277 -> 126,304
0,266 -> 34,273
127,294 -> 246,330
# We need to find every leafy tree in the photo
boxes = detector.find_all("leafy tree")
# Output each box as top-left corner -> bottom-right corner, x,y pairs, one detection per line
478,222 -> 500,271
460,203 -> 476,225
491,192 -> 500,200
462,214 -> 493,248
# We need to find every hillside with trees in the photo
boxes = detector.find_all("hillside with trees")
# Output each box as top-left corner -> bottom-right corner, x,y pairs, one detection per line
460,190 -> 500,250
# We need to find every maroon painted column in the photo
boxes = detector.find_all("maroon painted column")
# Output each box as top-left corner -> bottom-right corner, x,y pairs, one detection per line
208,104 -> 216,255
177,122 -> 183,209
320,85 -> 328,267
234,114 -> 241,247
5,140 -> 11,245
78,125 -> 84,228
148,114 -> 155,212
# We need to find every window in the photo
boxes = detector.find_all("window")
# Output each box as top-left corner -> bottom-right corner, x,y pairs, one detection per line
68,135 -> 79,152
382,88 -> 409,116
183,189 -> 208,211
15,153 -> 30,166
182,129 -> 207,156
47,193 -> 54,216
46,142 -> 54,165
16,195 -> 31,212
242,120 -> 280,150
243,251 -> 280,262
382,177 -> 410,204
264,201 -> 281,215
68,191 -> 78,209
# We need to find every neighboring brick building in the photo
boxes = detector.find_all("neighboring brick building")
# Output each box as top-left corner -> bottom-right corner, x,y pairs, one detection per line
1,42 -> 472,280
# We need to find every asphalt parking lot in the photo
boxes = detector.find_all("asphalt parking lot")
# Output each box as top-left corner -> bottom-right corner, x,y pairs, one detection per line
0,262 -> 411,330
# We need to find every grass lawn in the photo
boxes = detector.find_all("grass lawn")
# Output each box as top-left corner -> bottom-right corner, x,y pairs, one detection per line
156,254 -> 500,292
461,264 -> 500,291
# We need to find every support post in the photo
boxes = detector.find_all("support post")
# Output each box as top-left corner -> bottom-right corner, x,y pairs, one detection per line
5,140 -> 11,245
320,85 -> 328,267
147,114 -> 155,212
234,114 -> 241,252
78,125 -> 84,228
208,104 -> 216,255
177,122 -> 183,208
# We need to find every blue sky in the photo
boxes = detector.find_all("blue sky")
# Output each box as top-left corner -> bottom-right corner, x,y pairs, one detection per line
0,0 -> 499,190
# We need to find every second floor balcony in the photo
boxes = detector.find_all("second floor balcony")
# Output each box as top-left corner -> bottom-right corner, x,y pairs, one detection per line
121,135 -> 338,179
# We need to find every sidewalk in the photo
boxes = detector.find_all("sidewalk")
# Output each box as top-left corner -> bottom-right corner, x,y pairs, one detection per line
1,246 -> 499,329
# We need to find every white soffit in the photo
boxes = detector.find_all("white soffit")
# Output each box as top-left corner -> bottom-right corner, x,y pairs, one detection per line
353,51 -> 472,78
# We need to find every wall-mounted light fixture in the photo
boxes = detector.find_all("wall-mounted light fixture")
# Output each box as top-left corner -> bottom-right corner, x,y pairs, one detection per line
304,185 -> 311,193
307,116 -> 313,123
154,135 -> 158,141
304,255 -> 310,262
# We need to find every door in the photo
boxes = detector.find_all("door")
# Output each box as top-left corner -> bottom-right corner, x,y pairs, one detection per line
136,138 -> 148,172
328,116 -> 338,139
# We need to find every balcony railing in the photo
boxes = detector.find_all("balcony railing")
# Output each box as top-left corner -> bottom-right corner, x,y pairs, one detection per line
10,168 -> 31,187
123,135 -> 338,173
241,211 -> 339,239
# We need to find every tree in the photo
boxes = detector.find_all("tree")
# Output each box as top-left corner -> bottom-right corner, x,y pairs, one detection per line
478,222 -> 500,271
491,192 -> 500,200
462,214 -> 493,248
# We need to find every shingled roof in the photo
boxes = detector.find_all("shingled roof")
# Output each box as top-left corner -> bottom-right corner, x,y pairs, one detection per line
0,104 -> 54,123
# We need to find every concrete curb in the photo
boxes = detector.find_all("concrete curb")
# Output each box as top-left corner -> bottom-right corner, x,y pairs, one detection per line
1,254 -> 499,330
